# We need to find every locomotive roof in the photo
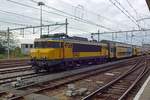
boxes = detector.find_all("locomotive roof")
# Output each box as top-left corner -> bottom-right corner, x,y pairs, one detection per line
101,40 -> 143,48
101,40 -> 132,46
34,38 -> 107,46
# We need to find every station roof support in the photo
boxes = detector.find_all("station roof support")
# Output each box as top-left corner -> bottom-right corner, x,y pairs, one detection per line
146,0 -> 150,11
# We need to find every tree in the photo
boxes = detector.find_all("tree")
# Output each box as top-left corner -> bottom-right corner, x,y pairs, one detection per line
0,43 -> 5,54
0,31 -> 18,54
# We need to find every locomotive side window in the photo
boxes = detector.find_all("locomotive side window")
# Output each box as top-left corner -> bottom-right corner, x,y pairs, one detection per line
73,43 -> 101,52
48,42 -> 60,48
34,41 -> 61,48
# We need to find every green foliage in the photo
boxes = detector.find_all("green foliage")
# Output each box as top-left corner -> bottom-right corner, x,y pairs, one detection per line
10,47 -> 28,58
0,47 -> 28,59
0,54 -> 6,59
0,31 -> 18,55
0,43 -> 6,54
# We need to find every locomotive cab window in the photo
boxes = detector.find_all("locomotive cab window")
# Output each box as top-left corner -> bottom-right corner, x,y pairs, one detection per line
34,41 -> 62,48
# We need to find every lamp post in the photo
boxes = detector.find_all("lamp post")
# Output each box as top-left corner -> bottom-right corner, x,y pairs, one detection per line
38,2 -> 45,37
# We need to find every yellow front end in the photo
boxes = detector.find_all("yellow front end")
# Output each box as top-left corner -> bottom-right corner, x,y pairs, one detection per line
30,48 -> 63,60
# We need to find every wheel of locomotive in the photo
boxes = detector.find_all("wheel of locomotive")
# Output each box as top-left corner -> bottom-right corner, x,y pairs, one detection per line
45,68 -> 53,73
32,65 -> 40,73
60,61 -> 71,71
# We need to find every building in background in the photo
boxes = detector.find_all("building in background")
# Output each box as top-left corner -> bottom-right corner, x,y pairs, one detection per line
21,43 -> 34,55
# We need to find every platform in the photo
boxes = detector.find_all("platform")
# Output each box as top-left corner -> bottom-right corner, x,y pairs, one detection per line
134,75 -> 150,100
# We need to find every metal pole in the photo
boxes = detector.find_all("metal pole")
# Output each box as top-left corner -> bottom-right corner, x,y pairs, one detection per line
48,26 -> 49,35
33,28 -> 35,34
65,18 -> 68,35
7,27 -> 10,59
38,2 -> 45,37
98,30 -> 100,42
131,32 -> 133,44
142,39 -> 144,55
112,33 -> 114,40
9,23 -> 66,31
40,5 -> 42,37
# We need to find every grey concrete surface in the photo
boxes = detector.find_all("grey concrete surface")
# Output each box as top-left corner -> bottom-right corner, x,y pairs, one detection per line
134,75 -> 150,100
24,93 -> 59,100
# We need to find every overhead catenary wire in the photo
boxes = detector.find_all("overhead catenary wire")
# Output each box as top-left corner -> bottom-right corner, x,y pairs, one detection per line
91,28 -> 150,35
8,23 -> 67,31
7,0 -> 115,31
113,0 -> 137,21
125,0 -> 150,29
126,0 -> 138,16
33,0 -> 116,31
55,0 -> 136,30
68,26 -> 91,33
0,20 -> 31,27
108,0 -> 141,29
0,9 -> 54,24
48,25 -> 65,33
7,0 -> 68,18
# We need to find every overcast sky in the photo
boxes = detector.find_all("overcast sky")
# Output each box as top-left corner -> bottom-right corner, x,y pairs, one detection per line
0,0 -> 150,45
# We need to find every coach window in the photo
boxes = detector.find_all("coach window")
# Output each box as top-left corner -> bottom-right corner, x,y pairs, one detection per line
25,44 -> 28,48
110,48 -> 114,52
30,44 -> 33,48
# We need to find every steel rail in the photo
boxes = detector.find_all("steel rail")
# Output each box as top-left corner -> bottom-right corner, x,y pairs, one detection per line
0,56 -> 141,100
0,66 -> 32,74
7,58 -> 140,100
0,59 -> 29,69
82,57 -> 145,100
118,59 -> 149,100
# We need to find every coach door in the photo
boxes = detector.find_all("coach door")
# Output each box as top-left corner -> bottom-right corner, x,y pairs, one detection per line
109,43 -> 115,58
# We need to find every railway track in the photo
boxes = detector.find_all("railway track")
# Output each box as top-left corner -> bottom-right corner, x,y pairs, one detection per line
0,56 -> 143,100
0,59 -> 29,69
82,56 -> 149,100
0,72 -> 45,85
0,66 -> 32,74
0,57 -> 139,85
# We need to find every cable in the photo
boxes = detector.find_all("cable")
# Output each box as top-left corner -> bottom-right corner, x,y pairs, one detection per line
31,0 -> 77,17
49,25 -> 64,32
57,0 -> 135,29
91,28 -> 150,35
7,0 -> 128,31
0,9 -> 54,24
44,6 -> 115,31
113,0 -> 141,29
7,0 -> 68,18
31,0 -> 115,31
114,0 -> 137,21
69,26 -> 90,33
0,20 -> 31,26
73,18 -> 115,31
137,17 -> 150,21
126,0 -> 138,16
108,0 -> 141,29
